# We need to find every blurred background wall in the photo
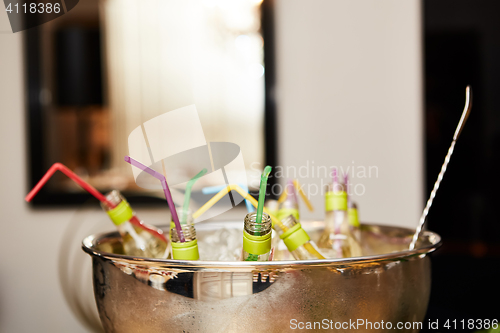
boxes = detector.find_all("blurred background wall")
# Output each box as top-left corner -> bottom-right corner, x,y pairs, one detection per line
274,0 -> 422,225
422,0 -> 500,325
0,1 -> 422,331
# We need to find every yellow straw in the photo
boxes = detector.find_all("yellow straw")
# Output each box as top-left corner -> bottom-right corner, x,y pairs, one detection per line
293,179 -> 314,212
193,184 -> 286,231
303,243 -> 324,259
193,184 -> 325,259
277,188 -> 288,203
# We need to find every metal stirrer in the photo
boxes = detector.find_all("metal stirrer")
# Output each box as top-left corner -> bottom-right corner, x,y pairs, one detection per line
409,86 -> 472,250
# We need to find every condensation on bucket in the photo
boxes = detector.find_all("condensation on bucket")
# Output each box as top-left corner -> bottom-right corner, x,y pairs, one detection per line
83,221 -> 440,333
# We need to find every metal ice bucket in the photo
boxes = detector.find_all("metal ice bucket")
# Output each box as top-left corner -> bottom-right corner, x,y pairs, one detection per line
82,221 -> 440,333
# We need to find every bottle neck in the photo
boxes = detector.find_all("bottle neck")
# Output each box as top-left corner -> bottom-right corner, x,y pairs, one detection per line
275,214 -> 297,236
243,212 -> 272,236
101,190 -> 123,211
278,215 -> 311,252
101,190 -> 134,226
171,223 -> 197,243
242,213 -> 272,258
170,223 -> 199,260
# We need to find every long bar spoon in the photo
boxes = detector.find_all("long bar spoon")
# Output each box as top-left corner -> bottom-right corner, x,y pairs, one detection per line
409,86 -> 472,250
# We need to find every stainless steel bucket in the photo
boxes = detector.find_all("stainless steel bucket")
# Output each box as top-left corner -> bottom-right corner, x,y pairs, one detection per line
82,221 -> 441,333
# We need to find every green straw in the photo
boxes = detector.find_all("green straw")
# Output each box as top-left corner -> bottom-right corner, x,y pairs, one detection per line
256,166 -> 272,225
182,168 -> 207,224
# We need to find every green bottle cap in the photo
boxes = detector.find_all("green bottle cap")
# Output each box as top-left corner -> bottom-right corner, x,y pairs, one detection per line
171,239 -> 199,260
325,191 -> 348,211
280,222 -> 310,252
243,231 -> 271,255
348,207 -> 360,227
277,208 -> 300,222
106,200 -> 133,226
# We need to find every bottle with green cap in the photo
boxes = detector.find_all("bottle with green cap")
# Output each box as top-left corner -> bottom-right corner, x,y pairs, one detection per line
317,170 -> 362,259
274,215 -> 320,260
242,212 -> 273,261
170,221 -> 199,260
169,209 -> 194,240
272,180 -> 300,252
101,190 -> 167,258
277,179 -> 300,222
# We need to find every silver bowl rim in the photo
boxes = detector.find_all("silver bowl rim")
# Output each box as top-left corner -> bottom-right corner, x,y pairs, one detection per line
82,221 -> 441,269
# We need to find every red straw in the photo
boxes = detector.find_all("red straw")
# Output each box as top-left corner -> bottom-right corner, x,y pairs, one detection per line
25,163 -> 168,243
25,163 -> 111,204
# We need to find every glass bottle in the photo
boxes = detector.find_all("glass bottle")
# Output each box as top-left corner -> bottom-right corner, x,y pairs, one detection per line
264,199 -> 279,218
276,179 -> 300,222
272,180 -> 300,254
242,212 -> 272,261
169,209 -> 194,239
101,190 -> 167,258
317,184 -> 363,259
170,222 -> 199,260
274,215 -> 320,260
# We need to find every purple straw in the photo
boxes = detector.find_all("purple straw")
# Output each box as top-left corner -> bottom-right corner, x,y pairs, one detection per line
124,156 -> 185,242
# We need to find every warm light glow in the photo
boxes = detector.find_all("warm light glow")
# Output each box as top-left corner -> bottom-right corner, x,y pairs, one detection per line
102,0 -> 265,187
248,63 -> 265,78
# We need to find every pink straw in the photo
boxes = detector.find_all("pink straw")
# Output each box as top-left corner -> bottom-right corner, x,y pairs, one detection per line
332,168 -> 339,192
344,173 -> 351,207
124,156 -> 185,242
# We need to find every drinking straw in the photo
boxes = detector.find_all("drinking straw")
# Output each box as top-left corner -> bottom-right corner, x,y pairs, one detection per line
286,179 -> 297,204
332,168 -> 338,191
409,86 -> 472,250
277,187 -> 288,204
25,162 -> 111,205
345,173 -> 350,206
256,166 -> 272,224
124,156 -> 185,242
194,184 -> 284,229
192,184 -> 325,260
25,162 -> 168,243
293,179 -> 314,211
182,168 -> 207,224
202,183 -> 254,213
278,179 -> 314,211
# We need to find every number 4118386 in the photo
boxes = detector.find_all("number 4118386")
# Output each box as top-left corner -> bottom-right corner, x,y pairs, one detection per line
444,319 -> 498,330
5,2 -> 61,14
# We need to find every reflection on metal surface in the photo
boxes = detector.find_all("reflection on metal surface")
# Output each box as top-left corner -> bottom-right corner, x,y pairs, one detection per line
194,272 -> 253,301
83,221 -> 441,332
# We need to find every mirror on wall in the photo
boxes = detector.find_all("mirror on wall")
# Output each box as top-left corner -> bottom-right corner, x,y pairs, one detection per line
26,0 -> 276,205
